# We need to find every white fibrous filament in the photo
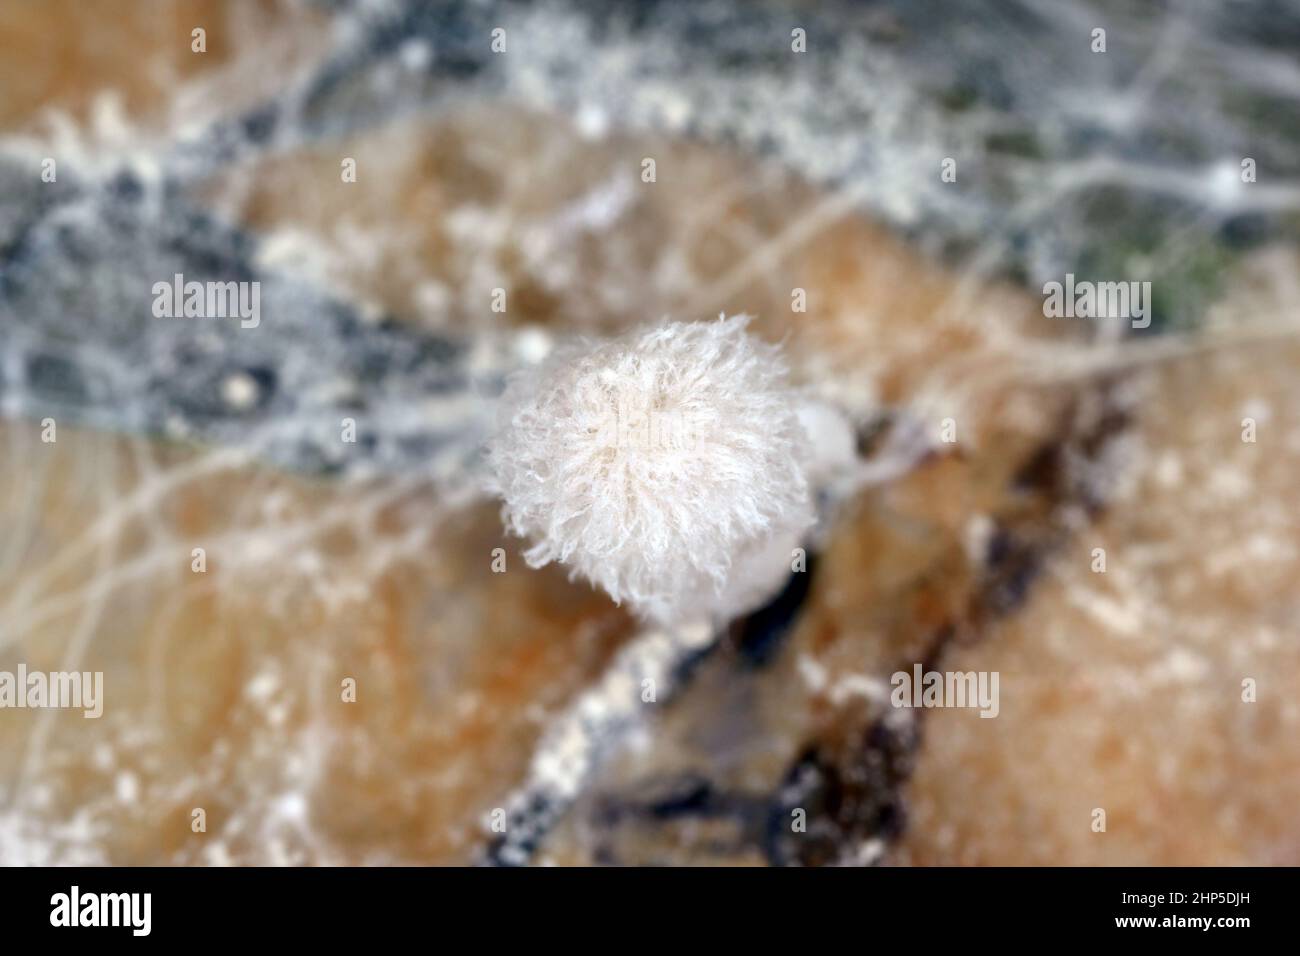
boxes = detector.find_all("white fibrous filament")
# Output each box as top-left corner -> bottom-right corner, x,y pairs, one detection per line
486,314 -> 814,624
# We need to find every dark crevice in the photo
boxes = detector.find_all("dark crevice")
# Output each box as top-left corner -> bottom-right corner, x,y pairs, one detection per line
577,386 -> 1135,866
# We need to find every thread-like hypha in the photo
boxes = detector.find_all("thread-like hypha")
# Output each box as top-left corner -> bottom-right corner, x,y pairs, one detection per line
487,314 -> 813,624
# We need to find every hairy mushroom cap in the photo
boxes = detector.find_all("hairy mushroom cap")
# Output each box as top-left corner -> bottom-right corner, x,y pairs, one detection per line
487,314 -> 813,624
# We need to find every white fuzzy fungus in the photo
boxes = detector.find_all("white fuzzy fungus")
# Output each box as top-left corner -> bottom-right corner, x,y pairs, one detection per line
487,314 -> 813,623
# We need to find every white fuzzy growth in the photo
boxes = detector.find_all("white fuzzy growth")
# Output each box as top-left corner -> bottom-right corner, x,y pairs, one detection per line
487,315 -> 813,623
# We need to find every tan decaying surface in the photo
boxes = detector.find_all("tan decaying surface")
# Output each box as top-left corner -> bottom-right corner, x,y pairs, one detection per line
899,332 -> 1300,866
0,0 -> 328,136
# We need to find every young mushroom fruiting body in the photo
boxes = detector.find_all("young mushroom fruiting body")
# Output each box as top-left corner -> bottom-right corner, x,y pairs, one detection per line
487,314 -> 815,625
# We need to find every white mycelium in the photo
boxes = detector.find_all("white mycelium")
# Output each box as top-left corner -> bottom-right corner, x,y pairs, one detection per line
487,314 -> 813,623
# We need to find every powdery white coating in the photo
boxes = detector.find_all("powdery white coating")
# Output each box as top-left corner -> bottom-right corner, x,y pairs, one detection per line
487,315 -> 813,623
